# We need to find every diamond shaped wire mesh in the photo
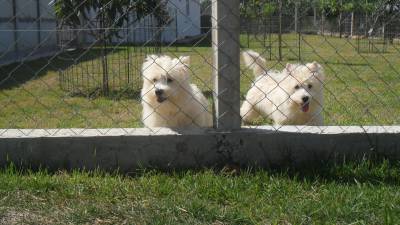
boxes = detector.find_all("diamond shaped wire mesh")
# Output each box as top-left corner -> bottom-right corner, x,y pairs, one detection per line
0,0 -> 399,137
239,0 -> 400,134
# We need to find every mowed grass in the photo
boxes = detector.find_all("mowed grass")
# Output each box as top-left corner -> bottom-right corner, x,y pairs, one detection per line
0,34 -> 399,128
0,160 -> 400,224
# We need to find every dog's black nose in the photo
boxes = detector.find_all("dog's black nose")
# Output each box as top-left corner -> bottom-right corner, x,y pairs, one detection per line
302,96 -> 309,103
155,89 -> 164,96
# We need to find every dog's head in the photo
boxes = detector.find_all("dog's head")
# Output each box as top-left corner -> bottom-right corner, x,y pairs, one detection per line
282,62 -> 325,113
142,55 -> 191,104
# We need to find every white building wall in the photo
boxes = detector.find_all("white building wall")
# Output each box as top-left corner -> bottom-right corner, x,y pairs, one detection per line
0,1 -> 15,53
124,0 -> 201,43
39,0 -> 57,48
0,0 -> 201,65
0,0 -> 58,65
15,0 -> 39,51
168,0 -> 201,39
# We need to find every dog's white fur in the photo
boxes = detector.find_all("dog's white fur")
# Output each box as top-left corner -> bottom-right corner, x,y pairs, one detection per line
141,55 -> 212,128
241,50 -> 325,125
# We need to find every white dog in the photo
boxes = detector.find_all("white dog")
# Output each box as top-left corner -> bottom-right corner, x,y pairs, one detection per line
241,50 -> 325,125
141,55 -> 212,128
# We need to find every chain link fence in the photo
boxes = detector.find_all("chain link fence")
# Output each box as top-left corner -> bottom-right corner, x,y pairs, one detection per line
238,0 -> 400,131
0,0 -> 399,135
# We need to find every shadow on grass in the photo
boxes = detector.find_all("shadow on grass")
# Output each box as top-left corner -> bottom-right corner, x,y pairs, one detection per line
0,44 -> 212,97
143,151 -> 400,186
0,46 -> 165,91
66,88 -> 212,102
324,61 -> 369,66
2,157 -> 399,186
0,48 -> 109,90
273,159 -> 400,185
208,157 -> 400,186
203,90 -> 214,99
67,87 -> 142,100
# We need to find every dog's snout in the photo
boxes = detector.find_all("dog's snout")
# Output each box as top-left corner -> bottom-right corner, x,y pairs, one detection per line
302,96 -> 309,103
155,89 -> 164,96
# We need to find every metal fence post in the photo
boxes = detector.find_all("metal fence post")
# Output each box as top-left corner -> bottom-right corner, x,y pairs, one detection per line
294,1 -> 298,33
36,0 -> 41,47
212,0 -> 241,130
278,0 -> 282,61
12,0 -> 18,53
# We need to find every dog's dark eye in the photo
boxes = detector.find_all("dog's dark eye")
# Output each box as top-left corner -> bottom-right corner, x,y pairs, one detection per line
167,78 -> 173,83
308,84 -> 313,89
294,85 -> 300,90
153,78 -> 157,82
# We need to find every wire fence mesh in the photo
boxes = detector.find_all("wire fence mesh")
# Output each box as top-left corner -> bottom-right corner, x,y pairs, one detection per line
0,0 -> 399,136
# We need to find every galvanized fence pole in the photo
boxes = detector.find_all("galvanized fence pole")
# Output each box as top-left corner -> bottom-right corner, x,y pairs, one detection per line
212,0 -> 241,130
12,0 -> 18,54
36,0 -> 41,47
278,0 -> 282,61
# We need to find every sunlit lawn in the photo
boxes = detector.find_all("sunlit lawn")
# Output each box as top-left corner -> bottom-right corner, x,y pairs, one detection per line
0,35 -> 400,225
0,34 -> 399,128
0,160 -> 399,224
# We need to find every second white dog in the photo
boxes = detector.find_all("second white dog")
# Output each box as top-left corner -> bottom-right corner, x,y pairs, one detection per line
241,50 -> 325,125
141,55 -> 212,128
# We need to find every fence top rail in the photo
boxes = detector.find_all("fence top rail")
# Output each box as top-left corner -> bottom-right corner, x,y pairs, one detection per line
1,126 -> 400,138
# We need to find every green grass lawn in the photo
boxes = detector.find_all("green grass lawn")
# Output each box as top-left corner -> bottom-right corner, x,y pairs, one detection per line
1,35 -> 399,225
0,34 -> 399,128
0,160 -> 399,224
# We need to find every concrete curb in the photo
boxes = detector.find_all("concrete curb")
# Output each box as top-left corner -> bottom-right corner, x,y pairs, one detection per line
0,126 -> 399,171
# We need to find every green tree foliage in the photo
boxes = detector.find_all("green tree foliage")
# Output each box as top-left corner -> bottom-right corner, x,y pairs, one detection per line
240,0 -> 277,19
316,0 -> 389,14
240,0 -> 395,16
201,0 -> 211,13
53,0 -> 170,39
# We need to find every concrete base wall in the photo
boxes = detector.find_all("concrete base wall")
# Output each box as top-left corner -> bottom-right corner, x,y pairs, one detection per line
0,126 -> 399,171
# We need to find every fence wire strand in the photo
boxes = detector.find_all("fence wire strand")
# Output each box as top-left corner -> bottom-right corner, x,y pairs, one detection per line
0,0 -> 399,136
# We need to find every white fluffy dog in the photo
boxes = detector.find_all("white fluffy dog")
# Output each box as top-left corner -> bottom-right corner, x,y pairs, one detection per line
141,55 -> 212,128
241,50 -> 325,125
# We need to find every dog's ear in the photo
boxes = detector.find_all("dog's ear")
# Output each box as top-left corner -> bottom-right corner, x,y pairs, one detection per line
308,61 -> 325,81
285,63 -> 294,72
308,61 -> 321,71
178,56 -> 190,66
142,55 -> 159,77
171,56 -> 190,77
